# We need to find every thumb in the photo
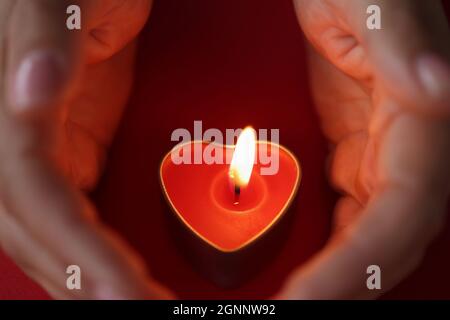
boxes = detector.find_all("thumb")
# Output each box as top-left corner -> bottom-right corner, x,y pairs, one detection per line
355,0 -> 450,115
6,0 -> 84,115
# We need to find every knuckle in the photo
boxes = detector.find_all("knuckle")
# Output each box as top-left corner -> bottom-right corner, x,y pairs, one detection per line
0,237 -> 31,272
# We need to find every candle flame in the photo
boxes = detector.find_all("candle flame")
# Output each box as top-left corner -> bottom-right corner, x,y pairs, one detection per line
229,127 -> 256,188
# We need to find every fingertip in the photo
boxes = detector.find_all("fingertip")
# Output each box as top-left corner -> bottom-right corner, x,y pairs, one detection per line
5,0 -> 84,116
416,53 -> 450,112
374,52 -> 450,118
358,1 -> 450,116
7,50 -> 69,114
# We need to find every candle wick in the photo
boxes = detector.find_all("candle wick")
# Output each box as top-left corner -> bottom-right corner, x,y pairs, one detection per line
234,185 -> 241,205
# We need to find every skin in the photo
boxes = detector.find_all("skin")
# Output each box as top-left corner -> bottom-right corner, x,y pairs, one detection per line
0,0 -> 449,300
277,0 -> 450,299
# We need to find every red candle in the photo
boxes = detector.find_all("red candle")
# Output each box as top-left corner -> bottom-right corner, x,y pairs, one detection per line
160,127 -> 301,286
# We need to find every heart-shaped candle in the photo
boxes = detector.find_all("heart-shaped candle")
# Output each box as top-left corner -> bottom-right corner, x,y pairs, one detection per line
160,127 -> 301,286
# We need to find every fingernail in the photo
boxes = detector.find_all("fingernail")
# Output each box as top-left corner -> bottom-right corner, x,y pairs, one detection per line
10,50 -> 66,111
416,54 -> 450,103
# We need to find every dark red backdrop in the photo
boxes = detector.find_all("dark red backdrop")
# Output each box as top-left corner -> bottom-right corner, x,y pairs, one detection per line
0,0 -> 449,299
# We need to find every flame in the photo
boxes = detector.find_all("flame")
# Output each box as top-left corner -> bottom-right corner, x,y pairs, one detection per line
229,127 -> 256,188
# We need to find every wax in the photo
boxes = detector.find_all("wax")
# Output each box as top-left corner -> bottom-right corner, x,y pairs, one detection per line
160,140 -> 301,286
161,141 -> 299,250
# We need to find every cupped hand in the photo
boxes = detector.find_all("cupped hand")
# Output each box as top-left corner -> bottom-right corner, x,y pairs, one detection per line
0,0 -> 172,299
278,0 -> 450,299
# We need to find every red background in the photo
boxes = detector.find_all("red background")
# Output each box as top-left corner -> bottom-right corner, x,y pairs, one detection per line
0,0 -> 449,299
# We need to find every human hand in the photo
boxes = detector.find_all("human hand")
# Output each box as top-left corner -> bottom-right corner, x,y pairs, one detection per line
0,0 -> 172,299
278,0 -> 450,299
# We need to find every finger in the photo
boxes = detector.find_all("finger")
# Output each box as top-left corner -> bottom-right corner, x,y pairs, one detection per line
0,203 -> 75,299
86,0 -> 153,64
329,131 -> 371,204
332,196 -> 363,233
0,200 -> 173,299
353,0 -> 450,115
5,0 -> 85,117
307,46 -> 371,144
5,0 -> 154,113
